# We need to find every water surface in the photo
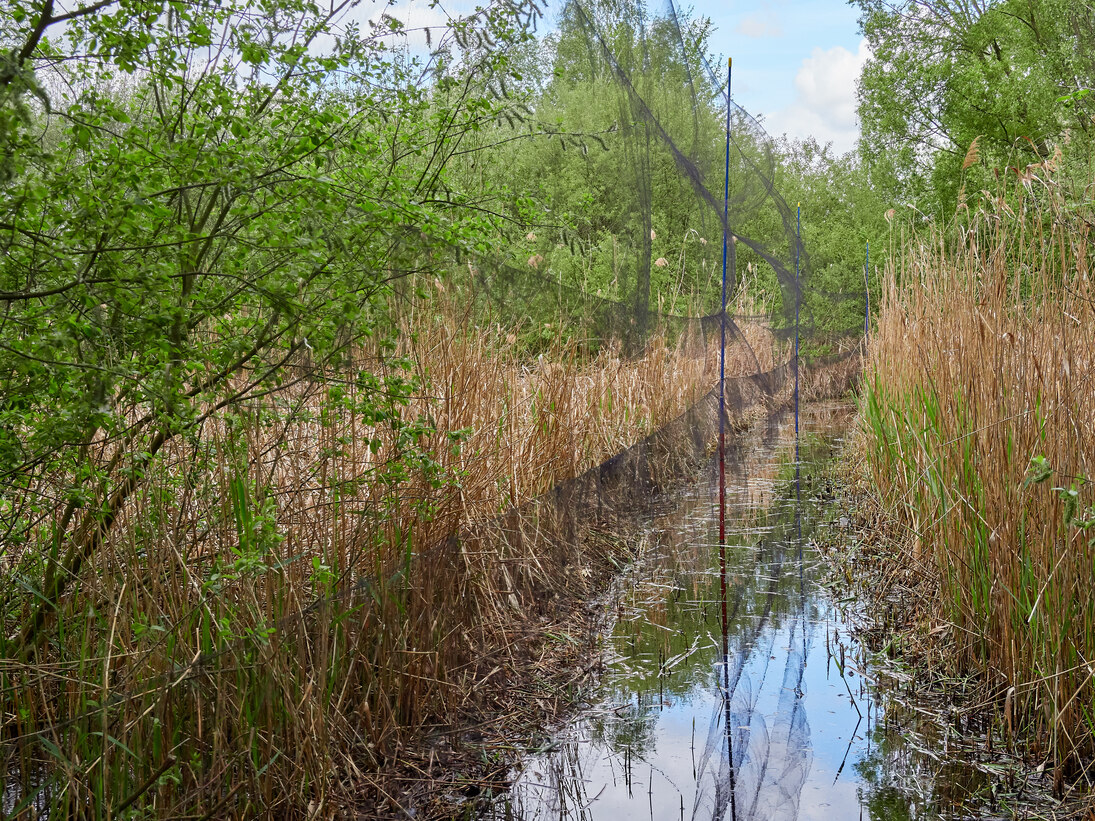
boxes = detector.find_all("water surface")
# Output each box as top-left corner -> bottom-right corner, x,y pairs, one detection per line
489,403 -> 997,821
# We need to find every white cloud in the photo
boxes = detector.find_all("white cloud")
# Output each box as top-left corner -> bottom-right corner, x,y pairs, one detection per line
763,38 -> 871,154
735,3 -> 784,39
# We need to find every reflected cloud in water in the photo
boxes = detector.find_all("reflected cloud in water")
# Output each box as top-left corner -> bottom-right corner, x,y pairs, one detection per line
489,403 -> 1002,821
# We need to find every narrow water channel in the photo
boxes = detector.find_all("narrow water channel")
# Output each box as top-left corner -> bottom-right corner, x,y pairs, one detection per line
488,402 -> 995,821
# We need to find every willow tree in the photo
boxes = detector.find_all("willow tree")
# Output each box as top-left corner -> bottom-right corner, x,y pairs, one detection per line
855,0 -> 1094,214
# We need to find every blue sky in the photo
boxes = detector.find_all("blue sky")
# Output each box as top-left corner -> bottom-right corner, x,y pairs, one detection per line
694,1 -> 869,153
532,0 -> 870,151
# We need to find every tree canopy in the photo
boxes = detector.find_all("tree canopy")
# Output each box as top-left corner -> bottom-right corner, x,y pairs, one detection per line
855,0 -> 1095,213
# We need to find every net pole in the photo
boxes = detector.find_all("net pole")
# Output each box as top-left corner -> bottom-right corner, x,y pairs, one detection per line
718,56 -> 736,821
865,240 -> 870,337
796,419 -> 803,600
795,202 -> 801,438
719,56 -> 732,598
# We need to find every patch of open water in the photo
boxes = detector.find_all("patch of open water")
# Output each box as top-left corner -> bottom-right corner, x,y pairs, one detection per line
487,402 -> 1005,821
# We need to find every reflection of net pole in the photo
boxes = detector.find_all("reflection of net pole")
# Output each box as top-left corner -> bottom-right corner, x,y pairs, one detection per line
796,398 -> 803,624
794,202 -> 801,438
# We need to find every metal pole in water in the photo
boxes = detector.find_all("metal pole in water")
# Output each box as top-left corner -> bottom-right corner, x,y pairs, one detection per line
719,55 -> 738,821
794,202 -> 801,438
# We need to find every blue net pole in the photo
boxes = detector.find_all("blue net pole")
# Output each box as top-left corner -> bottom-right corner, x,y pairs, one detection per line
719,57 -> 738,821
719,55 -> 732,610
795,202 -> 801,438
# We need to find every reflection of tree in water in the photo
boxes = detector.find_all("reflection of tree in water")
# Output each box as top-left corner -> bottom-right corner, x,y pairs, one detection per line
854,718 -> 933,821
692,444 -> 820,821
853,702 -> 991,820
585,690 -> 661,759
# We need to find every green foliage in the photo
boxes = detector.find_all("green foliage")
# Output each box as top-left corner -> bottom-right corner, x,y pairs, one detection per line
0,0 -> 536,639
771,137 -> 886,341
0,0 -> 539,813
443,0 -> 882,342
854,0 -> 1095,215
445,0 -> 732,316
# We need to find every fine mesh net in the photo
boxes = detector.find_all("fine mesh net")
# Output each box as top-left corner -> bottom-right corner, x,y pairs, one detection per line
429,1 -> 866,815
447,0 -> 869,361
361,0 -> 870,736
0,0 -> 870,812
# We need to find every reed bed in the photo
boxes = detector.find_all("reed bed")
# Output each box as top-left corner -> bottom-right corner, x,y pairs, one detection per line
404,296 -> 777,519
0,290 -> 784,817
863,181 -> 1095,783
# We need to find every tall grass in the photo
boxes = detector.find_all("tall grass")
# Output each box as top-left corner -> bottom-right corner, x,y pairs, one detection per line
863,175 -> 1095,780
0,291 -> 786,816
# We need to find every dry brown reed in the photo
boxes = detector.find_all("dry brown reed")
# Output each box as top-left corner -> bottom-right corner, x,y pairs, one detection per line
402,301 -> 704,519
0,289 -> 786,817
864,176 -> 1095,782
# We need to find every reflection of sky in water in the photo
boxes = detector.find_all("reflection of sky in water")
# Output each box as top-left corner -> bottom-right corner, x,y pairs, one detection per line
490,405 -> 892,821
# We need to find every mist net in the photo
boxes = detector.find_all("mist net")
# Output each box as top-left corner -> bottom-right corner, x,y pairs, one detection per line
450,0 -> 869,365
438,1 -> 865,817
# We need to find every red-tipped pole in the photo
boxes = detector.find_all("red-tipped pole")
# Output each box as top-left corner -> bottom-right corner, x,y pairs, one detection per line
718,56 -> 738,821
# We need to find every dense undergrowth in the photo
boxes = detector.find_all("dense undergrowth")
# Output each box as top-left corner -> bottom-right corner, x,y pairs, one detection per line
0,288 -> 797,816
863,168 -> 1095,787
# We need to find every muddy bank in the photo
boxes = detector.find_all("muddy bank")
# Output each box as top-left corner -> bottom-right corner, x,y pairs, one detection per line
816,447 -> 1095,820
350,528 -> 640,819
